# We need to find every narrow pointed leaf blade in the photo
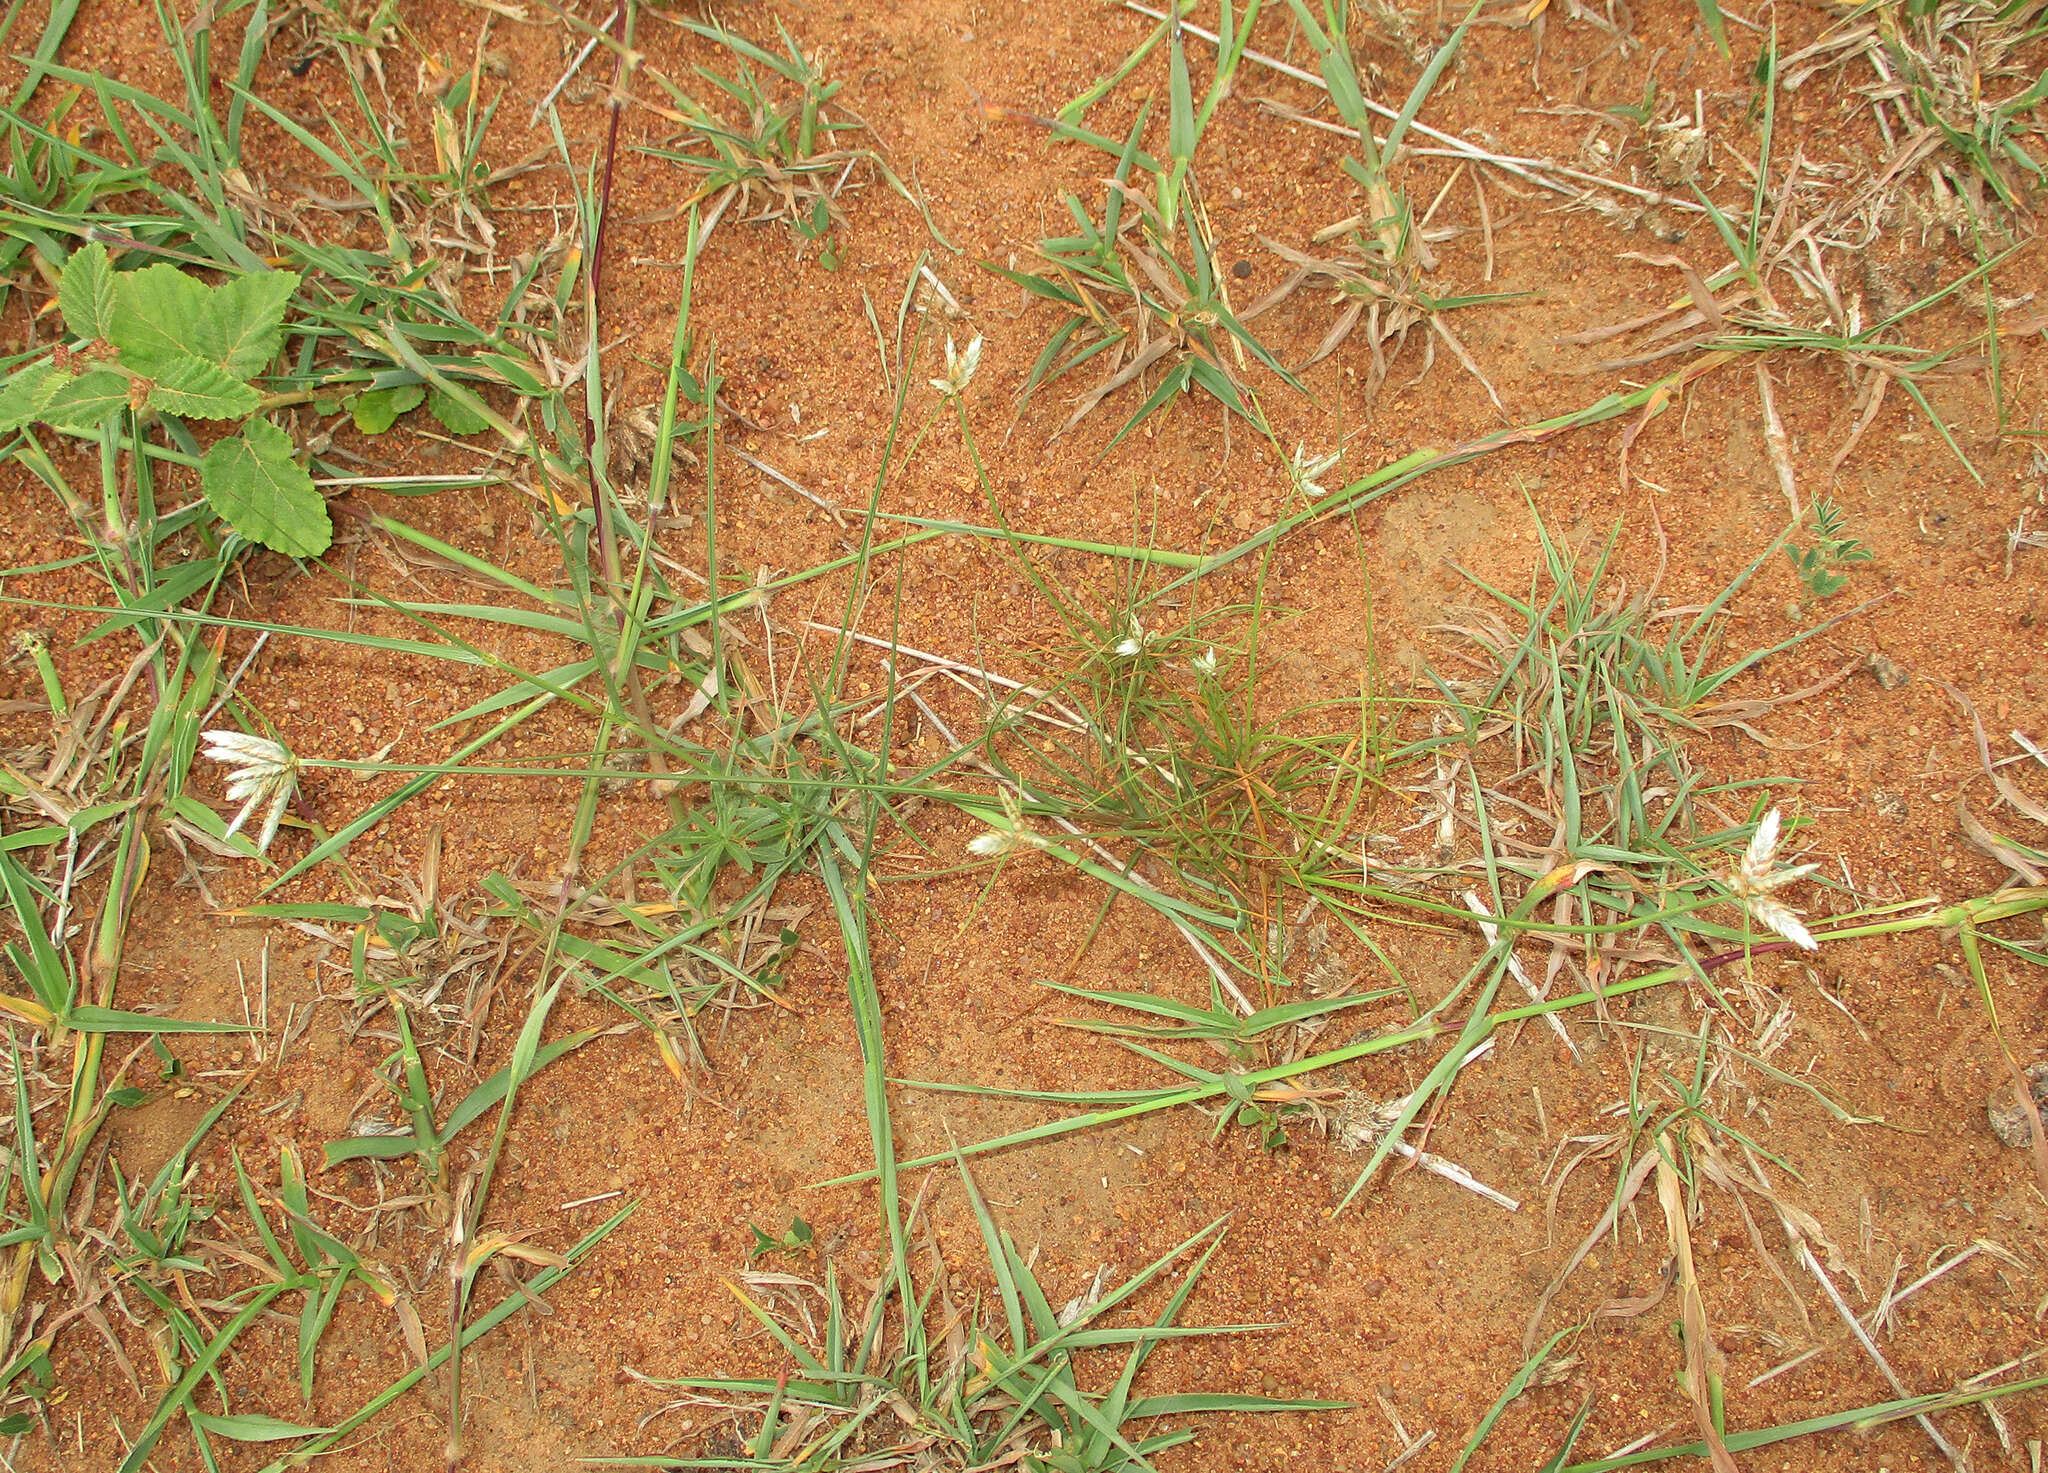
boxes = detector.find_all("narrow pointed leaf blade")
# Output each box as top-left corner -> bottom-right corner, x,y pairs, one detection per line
1105,359 -> 1191,450
187,1412 -> 331,1443
1124,1393 -> 1352,1416
1694,0 -> 1729,55
65,1007 -> 243,1033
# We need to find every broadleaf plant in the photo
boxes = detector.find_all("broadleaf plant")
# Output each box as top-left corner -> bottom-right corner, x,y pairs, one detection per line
0,243 -> 329,557
1785,496 -> 1874,600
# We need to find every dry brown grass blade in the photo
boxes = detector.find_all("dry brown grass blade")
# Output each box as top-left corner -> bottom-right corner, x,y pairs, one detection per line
1618,350 -> 1739,488
1572,334 -> 1719,375
1428,316 -> 1508,419
1540,1135 -> 1617,1249
1304,297 -> 1367,370
1689,1136 -> 1814,1338
1262,234 -> 1360,281
1523,1145 -> 1659,1357
1830,370 -> 1890,477
1656,1139 -> 1740,1473
1472,166 -> 1495,282
1622,253 -> 1728,333
1555,303 -> 1685,347
1946,682 -> 2048,826
1639,292 -> 1758,347
1125,239 -> 1189,304
1058,335 -> 1174,435
1780,22 -> 1881,87
1696,658 -> 1862,730
1591,1257 -> 1674,1324
1755,362 -> 1800,517
1559,283 -> 1758,355
1957,800 -> 2046,885
1730,1146 -> 1861,1294
1235,266 -> 1313,323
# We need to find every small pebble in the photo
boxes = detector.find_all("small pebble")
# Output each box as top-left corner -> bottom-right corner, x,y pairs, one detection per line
1987,1062 -> 2048,1148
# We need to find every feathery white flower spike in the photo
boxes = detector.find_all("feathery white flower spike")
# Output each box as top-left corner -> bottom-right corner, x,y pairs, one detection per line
1745,897 -> 1817,952
1725,807 -> 1820,950
202,730 -> 300,855
967,787 -> 1048,859
929,335 -> 983,398
1190,647 -> 1218,679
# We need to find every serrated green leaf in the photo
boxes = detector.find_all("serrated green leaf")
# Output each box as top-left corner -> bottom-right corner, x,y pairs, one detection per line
146,355 -> 261,420
41,368 -> 129,432
350,383 -> 424,434
199,419 -> 331,557
428,385 -> 490,435
200,270 -> 299,378
58,242 -> 116,342
188,1412 -> 332,1442
109,263 -> 211,368
0,357 -> 68,432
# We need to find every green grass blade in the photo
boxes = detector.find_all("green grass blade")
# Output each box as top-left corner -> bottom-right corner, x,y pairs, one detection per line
256,1206 -> 634,1473
1384,0 -> 1483,161
1450,1328 -> 1573,1471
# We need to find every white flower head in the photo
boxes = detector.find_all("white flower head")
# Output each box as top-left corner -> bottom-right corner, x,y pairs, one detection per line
930,334 -> 983,398
968,787 -> 1048,859
1111,615 -> 1157,660
1724,807 -> 1820,950
1191,647 -> 1218,678
202,729 -> 300,855
968,829 -> 1038,858
1289,444 -> 1340,499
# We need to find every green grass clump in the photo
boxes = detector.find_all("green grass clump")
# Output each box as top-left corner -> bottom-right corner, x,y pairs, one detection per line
979,585 -> 1382,914
615,1175 -> 1340,1472
986,104 -> 1303,448
1265,0 -> 1525,408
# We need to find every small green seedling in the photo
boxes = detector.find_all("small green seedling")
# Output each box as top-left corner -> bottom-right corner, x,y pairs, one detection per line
635,15 -> 936,262
1785,497 -> 1874,599
747,1214 -> 814,1259
321,1019 -> 602,1184
0,242 -> 328,557
793,196 -> 844,269
1263,0 -> 1521,405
